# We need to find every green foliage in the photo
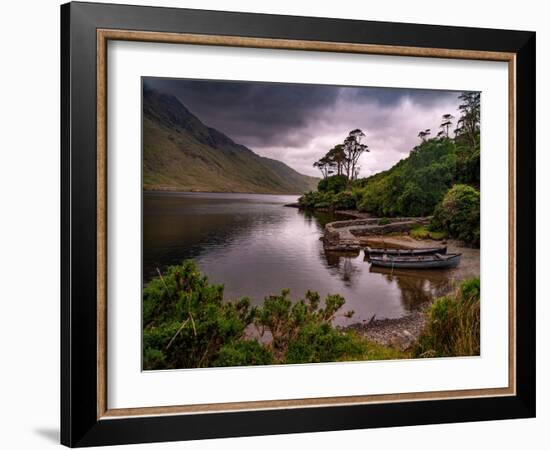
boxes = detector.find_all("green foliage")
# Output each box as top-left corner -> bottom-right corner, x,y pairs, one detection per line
431,184 -> 480,246
333,191 -> 356,209
143,261 -> 257,369
318,174 -> 348,193
409,225 -> 447,240
285,324 -> 365,363
455,142 -> 480,186
255,290 -> 405,364
298,188 -> 356,210
214,340 -> 274,367
377,218 -> 391,225
254,289 -> 353,359
143,262 -> 407,370
414,278 -> 480,358
357,139 -> 457,216
301,95 -> 481,218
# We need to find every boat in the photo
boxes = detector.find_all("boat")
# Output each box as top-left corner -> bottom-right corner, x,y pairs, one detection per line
364,246 -> 447,256
369,253 -> 461,269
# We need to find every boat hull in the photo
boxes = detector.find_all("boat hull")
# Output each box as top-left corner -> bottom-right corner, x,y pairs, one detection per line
365,246 -> 447,256
369,254 -> 461,269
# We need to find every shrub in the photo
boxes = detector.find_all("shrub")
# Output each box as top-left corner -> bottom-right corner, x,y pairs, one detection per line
377,218 -> 391,226
285,323 -> 365,364
317,174 -> 348,193
297,191 -> 335,209
414,278 -> 480,358
143,262 -> 408,370
410,225 -> 447,240
142,260 -> 257,369
214,340 -> 274,367
298,189 -> 355,210
333,191 -> 356,210
431,184 -> 480,246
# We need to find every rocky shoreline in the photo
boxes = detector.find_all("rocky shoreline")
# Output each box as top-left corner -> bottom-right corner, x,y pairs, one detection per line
343,311 -> 427,351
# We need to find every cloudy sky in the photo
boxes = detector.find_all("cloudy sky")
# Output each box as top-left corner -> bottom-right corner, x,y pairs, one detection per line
144,77 -> 469,178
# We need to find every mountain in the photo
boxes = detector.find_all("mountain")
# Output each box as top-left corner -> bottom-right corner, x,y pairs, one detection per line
142,87 -> 318,194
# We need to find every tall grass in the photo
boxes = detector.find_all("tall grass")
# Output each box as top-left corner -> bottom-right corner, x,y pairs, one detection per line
414,278 -> 480,358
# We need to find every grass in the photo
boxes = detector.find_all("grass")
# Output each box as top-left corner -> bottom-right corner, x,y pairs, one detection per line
359,338 -> 409,361
414,278 -> 480,358
410,225 -> 447,240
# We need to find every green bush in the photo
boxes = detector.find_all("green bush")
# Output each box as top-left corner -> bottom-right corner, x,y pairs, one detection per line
285,323 -> 365,364
298,189 -> 355,210
414,278 -> 480,358
317,174 -> 348,193
297,191 -> 334,209
431,184 -> 480,246
142,260 -> 257,369
214,340 -> 274,367
143,262 -> 407,370
333,191 -> 356,210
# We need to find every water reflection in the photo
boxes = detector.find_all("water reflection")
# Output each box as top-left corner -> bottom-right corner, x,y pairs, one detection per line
143,192 -> 474,324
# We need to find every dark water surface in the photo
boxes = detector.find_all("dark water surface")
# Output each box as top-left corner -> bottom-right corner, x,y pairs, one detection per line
143,192 -> 459,325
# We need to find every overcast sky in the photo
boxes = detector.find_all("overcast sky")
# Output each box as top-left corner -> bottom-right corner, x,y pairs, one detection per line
144,77 -> 470,178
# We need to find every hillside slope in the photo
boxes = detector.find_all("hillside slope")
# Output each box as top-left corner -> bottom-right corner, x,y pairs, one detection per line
143,87 -> 318,194
357,135 -> 479,217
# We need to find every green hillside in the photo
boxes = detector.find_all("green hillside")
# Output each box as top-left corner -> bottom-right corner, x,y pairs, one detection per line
143,87 -> 318,194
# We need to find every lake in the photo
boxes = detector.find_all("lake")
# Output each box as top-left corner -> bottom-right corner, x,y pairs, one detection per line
143,191 -> 465,325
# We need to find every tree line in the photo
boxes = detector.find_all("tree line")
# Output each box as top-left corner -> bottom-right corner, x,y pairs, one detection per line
299,91 -> 481,246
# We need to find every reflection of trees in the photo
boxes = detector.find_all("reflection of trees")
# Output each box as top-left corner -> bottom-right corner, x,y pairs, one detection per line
299,209 -> 335,231
322,250 -> 361,286
369,266 -> 454,312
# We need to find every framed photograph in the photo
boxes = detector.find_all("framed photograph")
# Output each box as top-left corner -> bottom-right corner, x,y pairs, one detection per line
61,1 -> 536,447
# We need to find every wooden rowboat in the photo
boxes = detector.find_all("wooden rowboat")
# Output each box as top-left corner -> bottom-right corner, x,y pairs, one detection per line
369,253 -> 461,269
365,246 -> 447,256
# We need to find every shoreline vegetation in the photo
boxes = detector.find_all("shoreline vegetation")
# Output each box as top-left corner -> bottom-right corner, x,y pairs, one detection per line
143,260 -> 480,370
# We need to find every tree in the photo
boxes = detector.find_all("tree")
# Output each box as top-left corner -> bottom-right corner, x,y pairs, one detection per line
455,92 -> 480,147
431,184 -> 480,246
418,129 -> 431,142
326,144 -> 346,176
439,113 -> 455,137
313,155 -> 332,179
342,129 -> 369,181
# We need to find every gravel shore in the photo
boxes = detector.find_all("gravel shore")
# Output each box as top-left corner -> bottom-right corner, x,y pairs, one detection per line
343,311 -> 427,350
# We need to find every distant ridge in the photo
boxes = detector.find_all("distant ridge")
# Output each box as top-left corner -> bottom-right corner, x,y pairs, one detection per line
143,86 -> 318,194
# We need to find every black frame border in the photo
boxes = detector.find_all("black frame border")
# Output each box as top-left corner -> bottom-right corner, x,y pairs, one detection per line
61,2 -> 536,447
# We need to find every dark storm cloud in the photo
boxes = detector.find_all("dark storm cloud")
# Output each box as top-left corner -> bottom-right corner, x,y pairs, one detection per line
144,77 -> 467,177
341,85 -> 459,107
145,78 -> 340,148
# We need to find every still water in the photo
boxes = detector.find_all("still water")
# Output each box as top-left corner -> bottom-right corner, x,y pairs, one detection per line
143,192 -> 459,325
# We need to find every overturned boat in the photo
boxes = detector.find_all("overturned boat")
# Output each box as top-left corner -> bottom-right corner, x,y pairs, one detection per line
369,253 -> 461,270
365,246 -> 447,256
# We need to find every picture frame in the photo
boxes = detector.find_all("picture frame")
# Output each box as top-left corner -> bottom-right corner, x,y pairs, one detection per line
60,1 -> 536,447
